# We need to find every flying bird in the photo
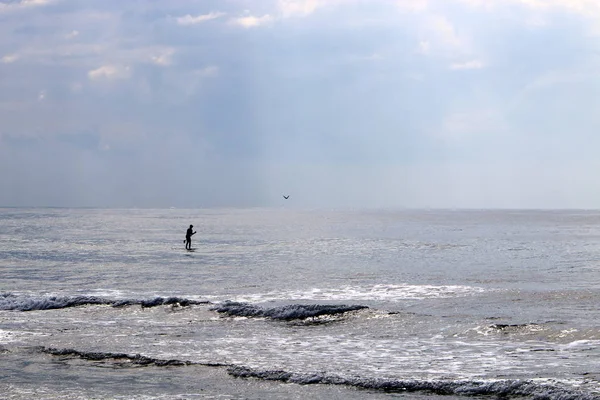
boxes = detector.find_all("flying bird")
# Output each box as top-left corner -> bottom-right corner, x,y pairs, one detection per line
283,195 -> 289,199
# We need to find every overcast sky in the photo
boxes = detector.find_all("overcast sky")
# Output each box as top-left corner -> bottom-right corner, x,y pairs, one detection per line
1,0 -> 599,208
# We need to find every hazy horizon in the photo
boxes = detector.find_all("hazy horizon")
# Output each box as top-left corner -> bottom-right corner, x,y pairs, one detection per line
2,206 -> 600,212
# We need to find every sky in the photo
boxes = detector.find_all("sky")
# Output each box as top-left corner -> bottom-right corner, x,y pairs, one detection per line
1,0 -> 600,209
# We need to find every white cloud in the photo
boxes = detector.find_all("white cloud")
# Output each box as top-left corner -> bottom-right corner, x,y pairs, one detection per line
450,59 -> 485,70
22,0 -> 51,5
230,14 -> 274,28
230,0 -> 429,27
1,54 -> 19,63
195,66 -> 219,78
176,12 -> 225,26
151,48 -> 175,66
418,40 -> 431,54
396,0 -> 429,12
278,0 -> 320,18
226,1 -> 325,28
428,15 -> 462,48
88,65 -> 131,80
70,82 -> 83,93
38,90 -> 46,101
415,13 -> 472,58
157,66 -> 220,99
278,0 -> 374,18
0,0 -> 52,12
275,0 -> 431,19
459,0 -> 600,17
65,30 -> 79,39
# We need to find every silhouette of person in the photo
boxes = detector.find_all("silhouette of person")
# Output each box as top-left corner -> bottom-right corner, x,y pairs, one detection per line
185,225 -> 196,250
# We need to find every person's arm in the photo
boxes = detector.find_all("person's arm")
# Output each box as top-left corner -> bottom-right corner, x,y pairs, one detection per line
192,231 -> 196,235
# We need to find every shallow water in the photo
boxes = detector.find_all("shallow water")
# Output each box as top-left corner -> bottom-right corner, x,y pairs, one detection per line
1,208 -> 599,399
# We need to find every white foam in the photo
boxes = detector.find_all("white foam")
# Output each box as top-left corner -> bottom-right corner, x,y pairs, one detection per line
558,328 -> 579,338
562,339 -> 599,349
77,288 -> 129,299
0,328 -> 47,344
0,329 -> 17,344
225,284 -> 486,303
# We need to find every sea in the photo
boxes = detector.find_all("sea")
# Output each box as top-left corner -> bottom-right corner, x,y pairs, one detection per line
0,208 -> 599,399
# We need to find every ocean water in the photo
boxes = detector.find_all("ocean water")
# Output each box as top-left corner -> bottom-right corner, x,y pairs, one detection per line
0,208 -> 599,399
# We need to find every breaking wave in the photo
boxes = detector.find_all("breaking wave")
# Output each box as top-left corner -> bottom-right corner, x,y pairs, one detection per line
211,301 -> 368,321
113,297 -> 209,308
42,347 -> 194,367
227,284 -> 487,303
40,347 -> 226,368
0,293 -> 209,311
228,366 -> 599,400
38,347 -> 599,399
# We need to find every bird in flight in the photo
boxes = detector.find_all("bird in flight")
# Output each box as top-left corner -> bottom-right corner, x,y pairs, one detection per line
283,195 -> 290,199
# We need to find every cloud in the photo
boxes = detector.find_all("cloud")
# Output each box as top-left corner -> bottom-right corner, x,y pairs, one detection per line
88,65 -> 131,80
70,82 -> 83,93
151,48 -> 175,66
161,66 -> 220,98
461,0 -> 600,13
450,59 -> 485,70
230,14 -> 274,28
275,0 -> 431,18
427,15 -> 462,48
21,0 -> 51,5
0,0 -> 52,12
396,0 -> 429,12
195,66 -> 219,78
2,0 -> 600,208
65,30 -> 79,39
413,13 -> 473,58
1,54 -> 19,63
176,12 -> 225,26
278,0 -> 320,18
459,0 -> 600,23
418,40 -> 431,54
228,1 -> 324,28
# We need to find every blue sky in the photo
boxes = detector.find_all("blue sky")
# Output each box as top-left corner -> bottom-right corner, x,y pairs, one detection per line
1,0 -> 599,208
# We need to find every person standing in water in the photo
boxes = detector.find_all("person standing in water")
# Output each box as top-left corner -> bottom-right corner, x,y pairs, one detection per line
185,225 -> 196,250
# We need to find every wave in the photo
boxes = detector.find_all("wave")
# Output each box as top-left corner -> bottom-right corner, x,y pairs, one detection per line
469,322 -> 600,344
0,293 -> 113,311
228,366 -> 599,400
39,347 -> 228,368
0,293 -> 210,312
465,323 -> 544,337
226,284 -> 487,303
113,297 -> 209,308
37,347 -> 599,399
211,301 -> 368,321
42,347 -> 192,367
488,323 -> 542,333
